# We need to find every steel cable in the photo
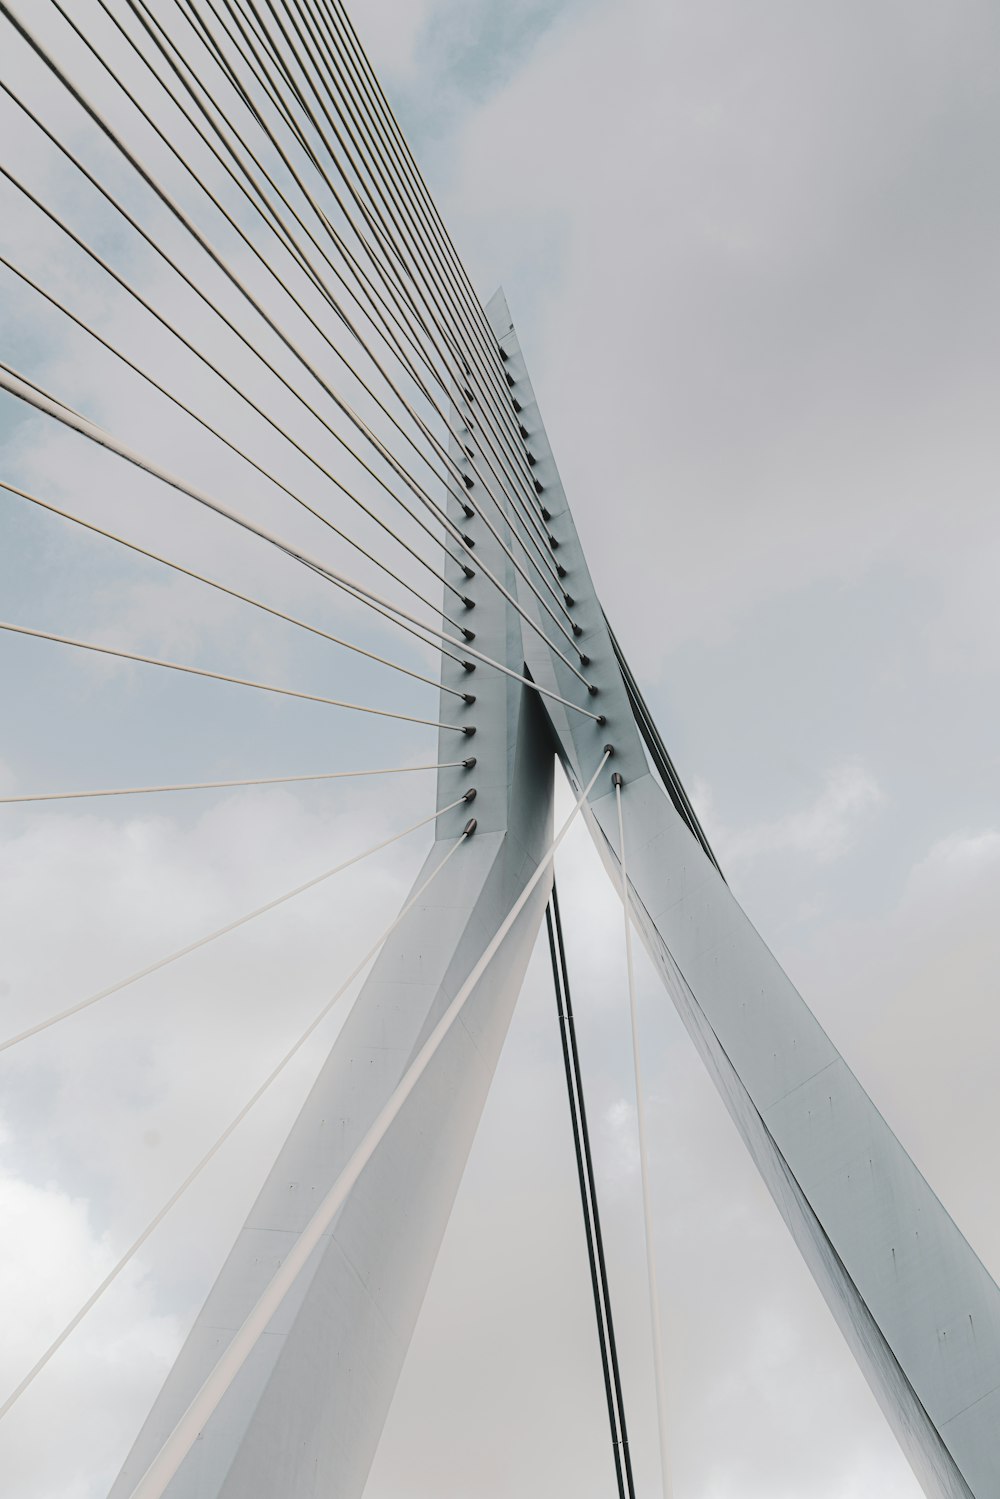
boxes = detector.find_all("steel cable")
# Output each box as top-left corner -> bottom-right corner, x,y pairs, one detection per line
0,763 -> 468,806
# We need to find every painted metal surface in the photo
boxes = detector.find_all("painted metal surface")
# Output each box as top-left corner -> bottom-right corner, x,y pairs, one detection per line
488,286 -> 1000,1497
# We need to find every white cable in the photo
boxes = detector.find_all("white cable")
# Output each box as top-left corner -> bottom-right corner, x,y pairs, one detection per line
0,763 -> 464,805
124,747 -> 612,1499
0,823 -> 471,1421
0,622 -> 474,734
0,793 -> 472,1054
614,776 -> 673,1499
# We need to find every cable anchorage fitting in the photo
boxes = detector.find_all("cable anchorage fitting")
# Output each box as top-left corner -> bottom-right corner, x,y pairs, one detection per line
462,693 -> 476,705
462,597 -> 476,610
462,660 -> 476,672
462,756 -> 477,768
462,787 -> 477,802
464,817 -> 478,836
612,771 -> 624,788
462,725 -> 477,737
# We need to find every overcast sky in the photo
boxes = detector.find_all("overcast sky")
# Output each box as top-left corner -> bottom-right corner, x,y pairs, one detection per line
1,1 -> 999,1496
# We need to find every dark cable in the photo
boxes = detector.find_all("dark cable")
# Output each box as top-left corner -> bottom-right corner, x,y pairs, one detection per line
546,881 -> 636,1499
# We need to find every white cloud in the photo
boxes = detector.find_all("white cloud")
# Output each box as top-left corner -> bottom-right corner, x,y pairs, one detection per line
699,761 -> 882,867
347,0 -> 438,83
0,1159 -> 178,1499
909,827 -> 1000,889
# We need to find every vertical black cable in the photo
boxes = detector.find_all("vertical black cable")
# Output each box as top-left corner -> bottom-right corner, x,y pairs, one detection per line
547,882 -> 636,1499
552,881 -> 637,1499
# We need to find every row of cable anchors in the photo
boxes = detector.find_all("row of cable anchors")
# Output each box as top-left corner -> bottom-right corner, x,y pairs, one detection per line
495,343 -> 608,726
498,346 -> 585,636
458,371 -> 606,727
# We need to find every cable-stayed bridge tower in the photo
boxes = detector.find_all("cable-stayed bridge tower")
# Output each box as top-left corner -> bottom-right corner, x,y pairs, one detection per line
0,4 -> 998,1498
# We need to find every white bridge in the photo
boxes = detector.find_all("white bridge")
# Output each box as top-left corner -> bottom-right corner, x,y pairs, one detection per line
0,3 -> 997,1497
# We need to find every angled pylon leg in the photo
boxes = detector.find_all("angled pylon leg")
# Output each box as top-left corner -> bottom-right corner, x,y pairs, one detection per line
110,366 -> 557,1498
492,285 -> 1000,1498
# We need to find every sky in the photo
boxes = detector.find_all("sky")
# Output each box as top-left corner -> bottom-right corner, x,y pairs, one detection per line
1,1 -> 999,1496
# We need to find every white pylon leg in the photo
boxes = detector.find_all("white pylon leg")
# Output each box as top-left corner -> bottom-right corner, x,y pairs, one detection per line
493,285 -> 1000,1498
109,357 -> 561,1499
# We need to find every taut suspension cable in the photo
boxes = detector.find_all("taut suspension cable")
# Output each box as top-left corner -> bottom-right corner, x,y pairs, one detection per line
0,763 -> 469,806
546,881 -> 636,1499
